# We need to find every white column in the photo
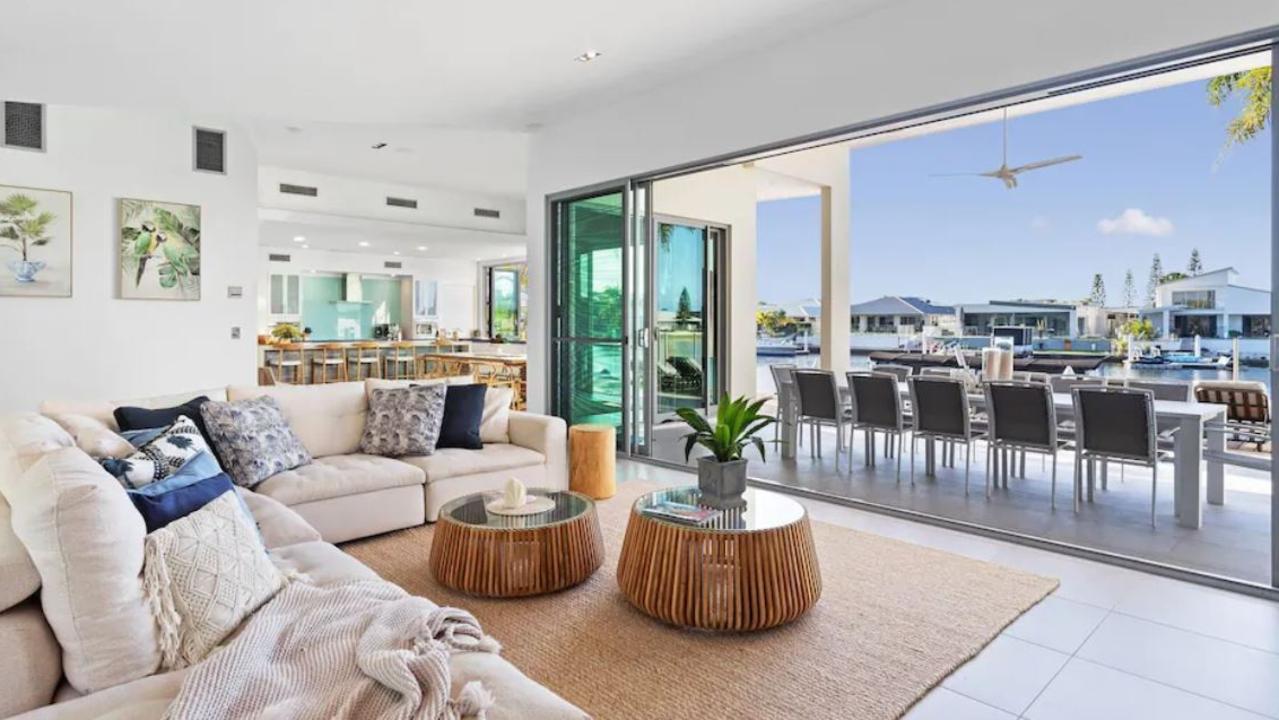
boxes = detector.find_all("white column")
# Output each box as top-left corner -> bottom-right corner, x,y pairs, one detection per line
820,180 -> 850,375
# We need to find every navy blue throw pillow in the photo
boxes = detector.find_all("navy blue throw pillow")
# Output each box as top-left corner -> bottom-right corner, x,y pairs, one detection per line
129,472 -> 235,533
114,396 -> 221,464
435,384 -> 487,450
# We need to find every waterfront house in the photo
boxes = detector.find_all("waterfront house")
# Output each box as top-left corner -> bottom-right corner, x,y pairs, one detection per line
1140,267 -> 1271,340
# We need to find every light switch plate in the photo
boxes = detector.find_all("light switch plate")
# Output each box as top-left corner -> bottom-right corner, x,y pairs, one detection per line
227,285 -> 244,298
230,326 -> 241,340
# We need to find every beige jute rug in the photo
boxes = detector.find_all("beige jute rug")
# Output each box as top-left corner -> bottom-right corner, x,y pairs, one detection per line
343,482 -> 1057,719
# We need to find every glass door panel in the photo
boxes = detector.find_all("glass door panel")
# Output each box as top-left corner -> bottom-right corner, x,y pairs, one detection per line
655,221 -> 708,415
489,268 -> 519,338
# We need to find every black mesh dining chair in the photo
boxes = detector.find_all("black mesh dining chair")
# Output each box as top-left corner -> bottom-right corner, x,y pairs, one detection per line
769,364 -> 801,449
907,376 -> 982,491
846,371 -> 906,479
984,381 -> 1069,508
793,369 -> 850,469
1124,379 -> 1192,402
1049,375 -> 1104,394
1071,386 -> 1169,527
870,363 -> 912,382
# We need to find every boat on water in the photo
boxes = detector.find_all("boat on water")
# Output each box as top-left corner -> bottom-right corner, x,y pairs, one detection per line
1131,349 -> 1230,370
756,337 -> 802,356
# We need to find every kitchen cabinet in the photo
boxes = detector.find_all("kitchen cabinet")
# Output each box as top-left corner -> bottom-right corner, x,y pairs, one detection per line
413,279 -> 438,319
269,273 -> 302,318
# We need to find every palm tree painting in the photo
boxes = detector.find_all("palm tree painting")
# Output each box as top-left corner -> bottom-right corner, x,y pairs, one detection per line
118,198 -> 201,300
0,184 -> 72,297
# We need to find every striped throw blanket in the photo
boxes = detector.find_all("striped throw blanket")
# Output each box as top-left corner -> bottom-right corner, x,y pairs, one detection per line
163,580 -> 501,720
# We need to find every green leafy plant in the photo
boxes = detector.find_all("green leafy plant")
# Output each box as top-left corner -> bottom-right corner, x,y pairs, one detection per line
1208,68 -> 1271,151
271,323 -> 304,341
677,394 -> 775,463
0,193 -> 55,261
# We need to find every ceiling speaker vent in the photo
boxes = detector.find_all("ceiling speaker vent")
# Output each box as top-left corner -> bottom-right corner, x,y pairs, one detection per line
3,101 -> 44,151
267,253 -> 292,262
386,196 -> 418,209
383,260 -> 403,269
193,127 -> 226,174
279,183 -> 318,197
473,207 -> 501,219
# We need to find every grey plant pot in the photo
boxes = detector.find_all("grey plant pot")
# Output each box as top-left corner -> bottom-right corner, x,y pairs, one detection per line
697,456 -> 748,510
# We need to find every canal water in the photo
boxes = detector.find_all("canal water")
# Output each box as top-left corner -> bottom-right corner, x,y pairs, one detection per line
755,353 -> 1272,395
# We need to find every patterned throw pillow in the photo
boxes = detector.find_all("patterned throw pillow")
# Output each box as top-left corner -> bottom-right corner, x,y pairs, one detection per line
360,385 -> 447,457
142,491 -> 284,669
101,415 -> 215,489
199,396 -> 311,488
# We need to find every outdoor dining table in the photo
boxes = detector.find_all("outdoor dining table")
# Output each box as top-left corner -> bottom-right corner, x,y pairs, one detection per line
776,379 -> 1228,529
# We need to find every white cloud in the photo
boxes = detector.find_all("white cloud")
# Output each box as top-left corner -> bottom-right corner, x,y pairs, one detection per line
1097,208 -> 1174,237
1030,215 -> 1050,231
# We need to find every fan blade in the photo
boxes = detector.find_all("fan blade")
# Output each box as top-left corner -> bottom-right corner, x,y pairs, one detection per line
928,172 -> 989,177
1007,155 -> 1082,174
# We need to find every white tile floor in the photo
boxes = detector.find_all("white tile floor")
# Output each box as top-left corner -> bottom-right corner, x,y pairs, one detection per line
616,460 -> 1279,720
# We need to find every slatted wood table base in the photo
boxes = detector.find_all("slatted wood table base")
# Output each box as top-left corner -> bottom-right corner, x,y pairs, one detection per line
616,509 -> 822,631
430,507 -> 605,598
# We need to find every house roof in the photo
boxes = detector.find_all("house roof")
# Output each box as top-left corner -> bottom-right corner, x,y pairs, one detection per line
850,295 -> 954,316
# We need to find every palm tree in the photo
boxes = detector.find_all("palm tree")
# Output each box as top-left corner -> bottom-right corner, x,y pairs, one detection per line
1208,68 -> 1271,151
0,193 -> 55,262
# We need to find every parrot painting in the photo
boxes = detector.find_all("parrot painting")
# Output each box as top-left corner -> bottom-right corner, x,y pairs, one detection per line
119,199 -> 201,299
130,221 -> 167,288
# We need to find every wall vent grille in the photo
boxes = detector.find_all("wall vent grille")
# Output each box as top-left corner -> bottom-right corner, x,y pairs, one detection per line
383,261 -> 403,269
193,127 -> 226,174
473,207 -> 501,219
267,253 -> 292,262
3,101 -> 44,151
279,183 -> 318,197
386,196 -> 418,209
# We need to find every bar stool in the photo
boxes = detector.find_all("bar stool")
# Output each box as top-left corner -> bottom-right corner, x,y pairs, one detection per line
419,353 -> 450,379
310,343 -> 349,384
384,341 -> 418,380
265,343 -> 304,384
347,342 -> 382,380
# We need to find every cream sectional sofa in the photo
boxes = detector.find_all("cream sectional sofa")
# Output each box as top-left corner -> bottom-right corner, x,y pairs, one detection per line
40,377 -> 569,542
0,409 -> 584,719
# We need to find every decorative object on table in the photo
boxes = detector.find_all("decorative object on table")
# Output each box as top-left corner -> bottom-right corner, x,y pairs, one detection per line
431,490 -> 603,597
639,500 -> 721,526
484,480 -> 556,516
118,197 -> 201,300
0,184 -> 72,297
270,323 -> 304,342
675,394 -> 775,510
199,396 -> 312,488
618,486 -> 820,631
569,424 -> 616,499
359,385 -> 447,457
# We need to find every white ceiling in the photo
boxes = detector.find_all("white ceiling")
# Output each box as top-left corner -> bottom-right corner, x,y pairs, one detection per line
1,0 -> 894,131
260,212 -> 526,262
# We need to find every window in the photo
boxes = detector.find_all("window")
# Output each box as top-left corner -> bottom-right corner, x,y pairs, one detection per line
486,262 -> 527,340
1172,290 -> 1215,309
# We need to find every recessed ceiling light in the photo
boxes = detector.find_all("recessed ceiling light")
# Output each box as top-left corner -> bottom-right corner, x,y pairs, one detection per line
371,142 -> 388,150
358,241 -> 370,247
292,235 -> 306,243
574,50 -> 602,63
300,244 -> 309,249
393,251 -> 401,256
416,245 -> 427,251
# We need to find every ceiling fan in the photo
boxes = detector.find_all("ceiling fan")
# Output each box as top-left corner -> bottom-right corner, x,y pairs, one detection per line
933,109 -> 1082,189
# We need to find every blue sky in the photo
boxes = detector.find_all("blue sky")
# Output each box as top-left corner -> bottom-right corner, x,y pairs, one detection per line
756,74 -> 1272,307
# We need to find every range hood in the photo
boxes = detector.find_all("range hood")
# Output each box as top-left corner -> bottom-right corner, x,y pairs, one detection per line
332,273 -> 368,304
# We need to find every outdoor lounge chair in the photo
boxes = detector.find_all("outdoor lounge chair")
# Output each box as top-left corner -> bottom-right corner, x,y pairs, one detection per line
1193,380 -> 1271,451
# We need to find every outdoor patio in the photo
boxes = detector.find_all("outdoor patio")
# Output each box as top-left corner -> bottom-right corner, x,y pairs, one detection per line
746,426 -> 1273,584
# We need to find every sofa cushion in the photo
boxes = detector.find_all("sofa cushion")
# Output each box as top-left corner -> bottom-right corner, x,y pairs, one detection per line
364,374 -> 474,395
39,388 -> 231,431
200,396 -> 312,488
0,448 -> 160,693
45,413 -> 134,459
0,497 -> 40,612
0,414 -> 74,481
144,492 -> 284,670
399,443 -> 546,483
130,473 -> 237,533
0,598 -> 62,718
113,396 -> 222,465
227,382 -> 367,458
254,454 -> 425,506
480,387 -> 514,444
360,385 -> 447,457
235,488 -> 321,549
269,540 -> 380,587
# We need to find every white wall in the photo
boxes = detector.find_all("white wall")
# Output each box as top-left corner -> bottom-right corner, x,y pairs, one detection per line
257,246 -> 479,335
0,105 -> 259,412
524,0 -> 1278,412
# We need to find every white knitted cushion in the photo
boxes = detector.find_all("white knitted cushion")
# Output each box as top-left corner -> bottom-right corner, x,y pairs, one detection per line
479,387 -> 514,444
144,491 -> 284,669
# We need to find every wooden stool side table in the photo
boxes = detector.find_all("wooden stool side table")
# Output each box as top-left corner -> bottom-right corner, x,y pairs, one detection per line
569,424 -> 616,499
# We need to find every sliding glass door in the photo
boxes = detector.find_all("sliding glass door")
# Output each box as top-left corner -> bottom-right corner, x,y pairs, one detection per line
651,217 -> 725,419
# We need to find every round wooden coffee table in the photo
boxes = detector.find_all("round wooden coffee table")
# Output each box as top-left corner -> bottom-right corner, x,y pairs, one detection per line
617,486 -> 821,631
430,489 -> 604,597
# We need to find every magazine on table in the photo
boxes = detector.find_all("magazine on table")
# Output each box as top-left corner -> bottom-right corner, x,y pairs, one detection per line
642,501 -> 722,525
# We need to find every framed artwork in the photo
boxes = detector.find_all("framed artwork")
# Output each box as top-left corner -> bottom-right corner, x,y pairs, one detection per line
118,198 -> 201,300
0,184 -> 73,297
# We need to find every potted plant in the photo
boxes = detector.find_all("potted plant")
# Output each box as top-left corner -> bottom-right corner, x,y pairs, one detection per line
0,193 -> 56,283
271,323 -> 304,343
676,394 -> 775,510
